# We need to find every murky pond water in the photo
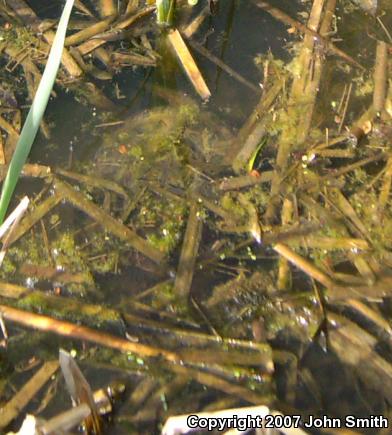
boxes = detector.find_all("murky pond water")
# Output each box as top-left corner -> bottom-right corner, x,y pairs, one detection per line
1,0 -> 392,434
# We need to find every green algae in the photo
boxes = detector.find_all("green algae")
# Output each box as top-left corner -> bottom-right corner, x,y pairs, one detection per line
16,290 -> 123,331
138,192 -> 186,255
0,229 -> 95,294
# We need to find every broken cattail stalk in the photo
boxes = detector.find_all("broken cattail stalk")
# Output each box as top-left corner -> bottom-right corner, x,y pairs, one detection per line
0,195 -> 29,240
174,200 -> 203,300
186,39 -> 260,94
379,158 -> 392,212
77,6 -> 155,56
167,29 -> 211,100
0,304 -> 179,362
273,243 -> 334,288
99,0 -> 117,17
277,199 -> 293,290
65,15 -> 116,46
53,178 -> 165,264
0,360 -> 59,430
182,6 -> 210,38
254,0 -> 364,70
7,192 -> 63,245
373,40 -> 388,113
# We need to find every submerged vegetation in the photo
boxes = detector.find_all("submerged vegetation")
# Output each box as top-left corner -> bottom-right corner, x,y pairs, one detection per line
0,0 -> 392,433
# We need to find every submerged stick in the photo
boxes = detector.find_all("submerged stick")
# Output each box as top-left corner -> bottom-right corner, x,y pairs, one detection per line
0,304 -> 179,362
99,0 -> 117,17
170,363 -> 272,406
53,178 -> 165,264
182,6 -> 210,38
277,198 -> 293,290
131,376 -> 189,424
168,29 -> 211,100
327,313 -> 392,403
1,301 -> 274,399
273,243 -> 334,288
303,152 -> 387,189
340,299 -> 392,338
231,81 -> 283,171
65,15 -> 116,46
327,188 -> 370,239
187,39 -> 260,94
77,6 -> 155,56
312,148 -> 355,158
373,42 -> 391,212
8,191 -> 63,245
174,200 -> 203,300
0,163 -> 51,180
233,80 -> 283,156
379,158 -> 392,212
0,136 -> 5,165
37,404 -> 91,435
288,236 -> 369,251
0,360 -> 59,430
56,167 -> 129,198
19,264 -> 91,285
0,195 -> 29,240
329,277 -> 392,300
8,0 -> 83,77
0,280 -> 30,298
264,0 -> 336,222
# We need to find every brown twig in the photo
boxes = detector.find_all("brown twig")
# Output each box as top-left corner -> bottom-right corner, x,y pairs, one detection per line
373,41 -> 388,113
0,304 -> 179,362
254,0 -> 364,70
277,199 -> 293,290
53,178 -> 165,264
99,0 -> 117,18
273,242 -> 334,288
186,39 -> 260,94
65,15 -> 116,46
168,29 -> 211,100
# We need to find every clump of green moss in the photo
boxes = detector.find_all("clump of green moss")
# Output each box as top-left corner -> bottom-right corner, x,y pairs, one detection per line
0,234 -> 48,281
134,192 -> 186,255
0,229 -> 95,295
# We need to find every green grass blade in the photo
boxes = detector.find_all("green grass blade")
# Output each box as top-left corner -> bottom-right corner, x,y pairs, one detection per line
156,0 -> 176,26
0,0 -> 75,224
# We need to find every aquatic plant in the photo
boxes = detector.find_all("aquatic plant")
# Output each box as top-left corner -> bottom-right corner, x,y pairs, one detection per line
156,0 -> 176,26
0,0 -> 75,224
